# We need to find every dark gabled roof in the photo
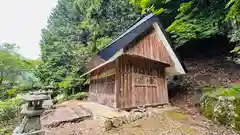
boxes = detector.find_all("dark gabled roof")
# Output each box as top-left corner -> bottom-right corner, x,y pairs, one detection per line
98,13 -> 158,60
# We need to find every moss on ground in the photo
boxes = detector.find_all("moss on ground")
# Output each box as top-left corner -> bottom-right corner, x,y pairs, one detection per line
166,111 -> 187,120
181,126 -> 197,135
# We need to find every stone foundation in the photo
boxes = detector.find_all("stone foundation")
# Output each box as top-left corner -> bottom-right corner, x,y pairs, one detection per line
103,105 -> 174,131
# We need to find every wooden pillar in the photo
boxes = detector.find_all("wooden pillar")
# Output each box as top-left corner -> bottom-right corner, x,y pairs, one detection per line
115,59 -> 120,108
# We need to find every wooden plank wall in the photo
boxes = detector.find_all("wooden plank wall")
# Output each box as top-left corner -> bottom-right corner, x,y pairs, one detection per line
125,28 -> 173,66
118,56 -> 169,109
89,62 -> 116,107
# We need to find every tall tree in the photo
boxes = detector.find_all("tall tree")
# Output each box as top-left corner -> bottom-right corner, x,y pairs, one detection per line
38,0 -> 139,92
75,0 -> 139,52
0,43 -> 36,88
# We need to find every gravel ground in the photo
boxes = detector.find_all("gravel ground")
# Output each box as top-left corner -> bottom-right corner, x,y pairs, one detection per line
44,110 -> 239,135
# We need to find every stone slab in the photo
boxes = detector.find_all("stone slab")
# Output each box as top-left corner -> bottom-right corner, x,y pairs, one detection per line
41,105 -> 91,128
74,101 -> 128,119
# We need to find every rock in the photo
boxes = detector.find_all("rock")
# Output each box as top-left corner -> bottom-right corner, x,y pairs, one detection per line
121,116 -> 127,124
138,107 -> 146,112
146,107 -> 153,111
131,109 -> 139,113
23,117 -> 41,133
147,111 -> 153,117
104,120 -> 113,131
134,112 -> 143,120
144,112 -> 148,118
112,118 -> 122,127
132,115 -> 137,121
163,104 -> 171,108
234,58 -> 240,64
127,115 -> 134,123
152,111 -> 158,117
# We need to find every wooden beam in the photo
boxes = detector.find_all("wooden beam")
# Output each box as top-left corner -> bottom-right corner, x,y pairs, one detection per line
90,68 -> 116,80
115,59 -> 120,108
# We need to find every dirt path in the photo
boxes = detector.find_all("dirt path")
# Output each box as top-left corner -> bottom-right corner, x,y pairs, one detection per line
43,100 -> 238,135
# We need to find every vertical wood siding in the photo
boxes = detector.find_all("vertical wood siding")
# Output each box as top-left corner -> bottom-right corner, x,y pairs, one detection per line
125,28 -> 173,66
89,62 -> 116,107
88,27 -> 172,109
118,56 -> 169,109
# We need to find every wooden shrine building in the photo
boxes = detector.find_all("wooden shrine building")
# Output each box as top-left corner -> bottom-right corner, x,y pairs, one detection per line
81,13 -> 186,109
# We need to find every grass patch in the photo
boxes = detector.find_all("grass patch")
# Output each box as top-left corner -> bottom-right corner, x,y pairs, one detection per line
166,111 -> 187,120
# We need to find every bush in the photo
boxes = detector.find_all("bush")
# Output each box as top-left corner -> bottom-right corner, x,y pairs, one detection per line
0,95 -> 22,122
200,84 -> 240,130
53,92 -> 88,104
0,88 -> 18,100
53,94 -> 68,104
72,92 -> 88,100
200,96 -> 215,119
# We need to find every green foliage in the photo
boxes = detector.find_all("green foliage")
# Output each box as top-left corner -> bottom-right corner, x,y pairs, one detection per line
4,88 -> 18,98
0,95 -> 22,135
167,0 -> 227,44
130,0 -> 168,14
0,95 -> 22,122
231,46 -> 240,54
75,0 -> 138,53
0,126 -> 13,135
230,31 -> 240,57
200,95 -> 215,119
131,0 -> 240,47
0,43 -> 29,87
226,0 -> 240,20
53,92 -> 88,104
37,0 -> 139,94
201,84 -> 240,130
0,43 -> 40,100
58,76 -> 73,90
53,93 -> 68,104
70,92 -> 88,100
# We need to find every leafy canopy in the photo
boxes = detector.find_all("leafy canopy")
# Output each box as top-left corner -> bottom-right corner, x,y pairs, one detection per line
132,0 -> 240,57
37,0 -> 139,93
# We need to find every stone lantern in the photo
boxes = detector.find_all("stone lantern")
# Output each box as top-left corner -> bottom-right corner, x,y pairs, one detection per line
13,94 -> 50,135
